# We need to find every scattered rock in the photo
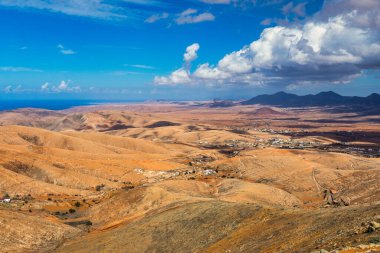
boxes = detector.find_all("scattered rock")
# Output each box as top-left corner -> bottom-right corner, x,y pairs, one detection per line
367,226 -> 376,233
370,221 -> 380,229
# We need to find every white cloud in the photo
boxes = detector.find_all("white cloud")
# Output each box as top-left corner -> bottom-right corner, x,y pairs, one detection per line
145,12 -> 169,23
260,18 -> 272,26
154,68 -> 191,86
200,0 -> 230,4
155,43 -> 200,85
41,82 -> 49,91
282,2 -> 306,17
3,85 -> 22,93
0,0 -> 126,19
47,80 -> 81,93
155,0 -> 380,87
200,0 -> 284,7
124,64 -> 156,69
58,44 -> 76,55
0,66 -> 41,72
3,85 -> 12,93
109,70 -> 141,76
175,8 -> 215,25
58,80 -> 68,90
60,49 -> 76,55
184,43 -> 200,63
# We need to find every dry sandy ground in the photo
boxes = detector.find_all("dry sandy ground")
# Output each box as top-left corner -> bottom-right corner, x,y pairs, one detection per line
0,103 -> 379,252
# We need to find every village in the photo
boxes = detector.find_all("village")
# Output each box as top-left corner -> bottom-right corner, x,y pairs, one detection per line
195,127 -> 380,158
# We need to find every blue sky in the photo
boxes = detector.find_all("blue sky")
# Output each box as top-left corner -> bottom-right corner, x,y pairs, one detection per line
0,0 -> 379,100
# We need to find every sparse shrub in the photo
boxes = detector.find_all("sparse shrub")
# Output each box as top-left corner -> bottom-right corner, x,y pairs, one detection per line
85,220 -> 93,226
69,209 -> 76,213
52,163 -> 65,169
29,209 -> 32,212
2,161 -> 49,182
18,134 -> 42,146
369,237 -> 380,244
122,185 -> 134,190
74,201 -> 81,207
47,198 -> 52,201
95,184 -> 105,191
3,193 -> 10,199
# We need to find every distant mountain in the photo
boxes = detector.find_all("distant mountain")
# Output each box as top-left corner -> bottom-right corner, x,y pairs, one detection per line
240,107 -> 287,116
242,91 -> 380,107
209,100 -> 236,108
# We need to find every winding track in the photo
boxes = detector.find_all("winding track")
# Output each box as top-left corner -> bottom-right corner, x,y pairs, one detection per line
312,168 -> 326,193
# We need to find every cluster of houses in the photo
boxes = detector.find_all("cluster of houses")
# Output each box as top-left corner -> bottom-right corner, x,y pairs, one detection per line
267,138 -> 322,149
0,198 -> 11,203
197,127 -> 380,159
253,128 -> 298,135
198,139 -> 257,150
320,144 -> 380,158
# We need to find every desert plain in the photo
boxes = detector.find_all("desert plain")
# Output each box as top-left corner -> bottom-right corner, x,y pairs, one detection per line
0,102 -> 380,253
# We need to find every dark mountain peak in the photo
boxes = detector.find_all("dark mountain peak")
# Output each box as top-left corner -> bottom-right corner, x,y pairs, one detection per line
274,91 -> 290,96
272,91 -> 297,97
316,91 -> 342,97
367,93 -> 380,98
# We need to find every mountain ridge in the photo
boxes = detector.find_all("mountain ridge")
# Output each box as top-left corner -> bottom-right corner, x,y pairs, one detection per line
242,91 -> 380,107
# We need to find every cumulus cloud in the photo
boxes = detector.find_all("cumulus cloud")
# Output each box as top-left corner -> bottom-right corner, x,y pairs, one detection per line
175,9 -> 215,25
184,43 -> 200,64
155,0 -> 380,87
318,0 -> 380,29
155,43 -> 200,85
41,80 -> 81,93
154,68 -> 191,85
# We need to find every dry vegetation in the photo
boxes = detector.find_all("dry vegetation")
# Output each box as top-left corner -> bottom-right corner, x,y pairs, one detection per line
0,102 -> 379,252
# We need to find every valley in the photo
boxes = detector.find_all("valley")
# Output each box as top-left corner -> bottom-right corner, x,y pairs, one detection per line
0,102 -> 379,252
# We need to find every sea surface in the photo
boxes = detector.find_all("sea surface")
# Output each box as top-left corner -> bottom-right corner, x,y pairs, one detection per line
0,99 -> 143,111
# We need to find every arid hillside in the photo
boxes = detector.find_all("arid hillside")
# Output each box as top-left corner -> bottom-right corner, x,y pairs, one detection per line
0,103 -> 379,252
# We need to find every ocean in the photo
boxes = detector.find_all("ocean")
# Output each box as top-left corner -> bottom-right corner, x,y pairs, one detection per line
0,99 -> 143,111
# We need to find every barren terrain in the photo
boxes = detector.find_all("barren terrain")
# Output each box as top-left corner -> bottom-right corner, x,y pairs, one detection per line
0,102 -> 379,252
